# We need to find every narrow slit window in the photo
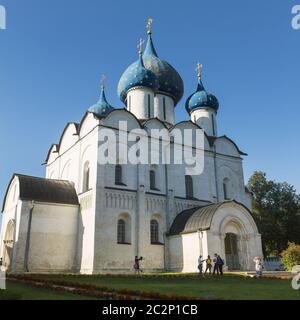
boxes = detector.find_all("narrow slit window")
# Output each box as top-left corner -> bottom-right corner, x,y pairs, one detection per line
150,170 -> 156,190
115,165 -> 123,185
212,114 -> 216,135
185,175 -> 194,199
148,94 -> 151,118
163,97 -> 166,120
82,161 -> 90,192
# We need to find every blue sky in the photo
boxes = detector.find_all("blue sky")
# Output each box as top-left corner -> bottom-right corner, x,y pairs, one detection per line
0,0 -> 299,210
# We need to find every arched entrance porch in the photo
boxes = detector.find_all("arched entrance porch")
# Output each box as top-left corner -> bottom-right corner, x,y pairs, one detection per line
220,216 -> 250,271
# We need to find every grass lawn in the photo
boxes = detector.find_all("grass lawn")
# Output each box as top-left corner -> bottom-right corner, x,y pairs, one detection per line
0,280 -> 97,300
26,273 -> 300,300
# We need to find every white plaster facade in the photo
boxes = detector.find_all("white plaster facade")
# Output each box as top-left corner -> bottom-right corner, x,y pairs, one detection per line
0,27 -> 263,274
0,107 -> 262,274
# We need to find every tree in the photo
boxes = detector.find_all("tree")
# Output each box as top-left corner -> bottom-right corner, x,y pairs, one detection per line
281,242 -> 300,271
247,171 -> 300,256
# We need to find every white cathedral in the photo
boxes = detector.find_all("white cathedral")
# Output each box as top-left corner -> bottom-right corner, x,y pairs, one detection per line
0,21 -> 263,274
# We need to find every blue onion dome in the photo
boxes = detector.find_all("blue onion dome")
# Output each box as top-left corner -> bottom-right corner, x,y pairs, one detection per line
142,30 -> 184,106
185,66 -> 219,114
117,45 -> 158,104
88,82 -> 114,117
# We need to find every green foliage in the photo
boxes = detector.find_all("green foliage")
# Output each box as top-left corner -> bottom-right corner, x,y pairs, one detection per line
281,242 -> 300,271
248,171 -> 300,256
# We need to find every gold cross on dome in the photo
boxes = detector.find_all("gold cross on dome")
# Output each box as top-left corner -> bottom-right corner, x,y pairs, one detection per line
196,63 -> 202,80
137,38 -> 145,55
100,74 -> 106,90
147,17 -> 153,34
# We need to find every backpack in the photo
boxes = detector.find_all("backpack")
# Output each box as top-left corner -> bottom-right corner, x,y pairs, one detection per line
218,257 -> 224,266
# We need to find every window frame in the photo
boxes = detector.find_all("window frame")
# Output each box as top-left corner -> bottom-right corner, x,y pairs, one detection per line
150,219 -> 159,244
150,170 -> 156,190
82,161 -> 90,193
185,175 -> 194,199
117,219 -> 126,244
115,164 -> 124,185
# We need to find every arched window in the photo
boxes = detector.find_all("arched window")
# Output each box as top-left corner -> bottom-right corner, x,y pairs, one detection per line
150,170 -> 156,190
163,97 -> 166,120
115,165 -> 123,185
223,178 -> 230,200
185,175 -> 193,199
150,220 -> 159,244
117,219 -> 126,244
82,161 -> 90,192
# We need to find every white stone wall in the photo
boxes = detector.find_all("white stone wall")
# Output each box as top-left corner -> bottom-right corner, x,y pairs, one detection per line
126,88 -> 175,125
127,88 -> 154,119
39,107 -> 257,273
191,108 -> 217,136
168,231 -> 209,273
24,202 -> 78,272
1,194 -> 79,273
153,94 -> 174,125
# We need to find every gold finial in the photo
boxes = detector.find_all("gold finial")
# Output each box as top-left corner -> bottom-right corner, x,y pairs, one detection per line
197,63 -> 202,80
100,74 -> 106,91
137,38 -> 145,56
147,17 -> 153,35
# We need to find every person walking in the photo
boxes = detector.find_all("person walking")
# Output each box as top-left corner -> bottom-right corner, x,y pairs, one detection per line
134,256 -> 143,274
204,255 -> 212,274
198,255 -> 204,275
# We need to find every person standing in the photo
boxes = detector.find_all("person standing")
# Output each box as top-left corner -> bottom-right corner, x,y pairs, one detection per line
217,255 -> 224,275
134,256 -> 143,274
198,255 -> 204,275
254,257 -> 263,278
204,255 -> 212,274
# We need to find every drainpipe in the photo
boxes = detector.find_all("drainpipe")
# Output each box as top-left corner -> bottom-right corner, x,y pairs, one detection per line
24,201 -> 34,272
164,163 -> 169,271
135,163 -> 140,258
